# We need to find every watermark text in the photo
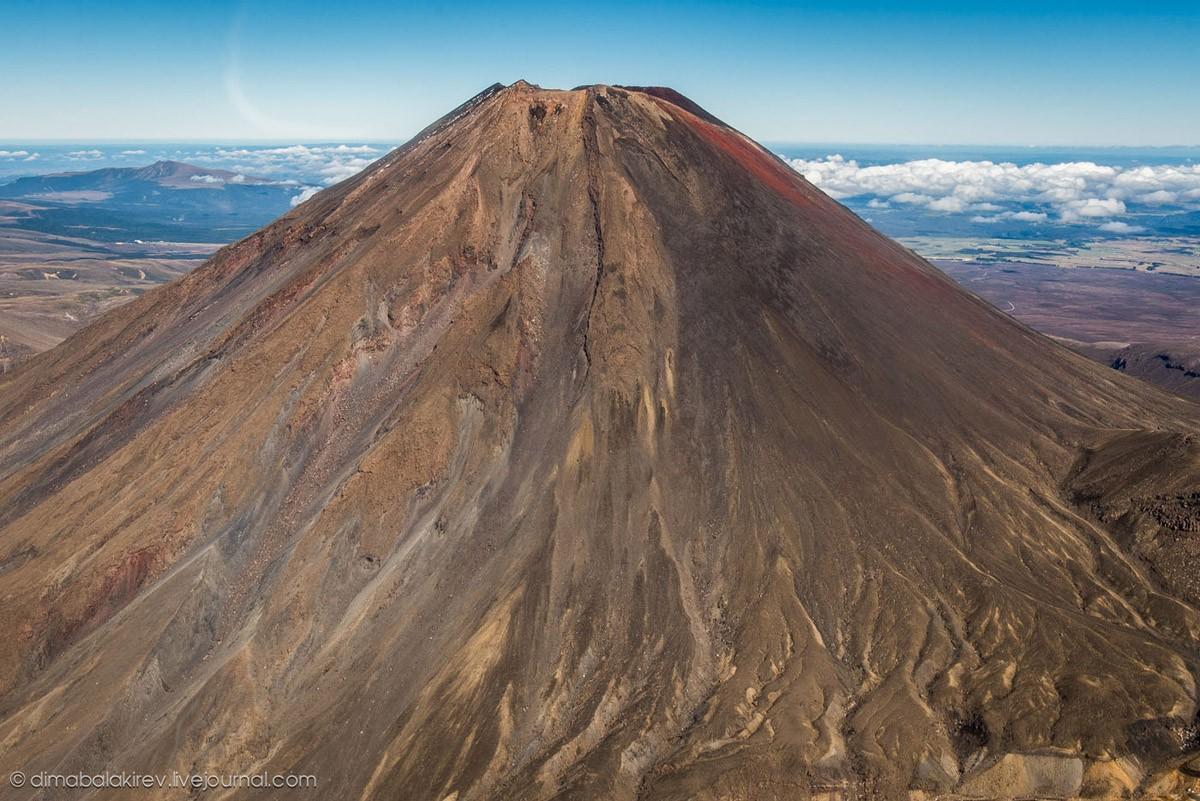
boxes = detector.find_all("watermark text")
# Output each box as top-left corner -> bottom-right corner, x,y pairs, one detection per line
9,770 -> 316,791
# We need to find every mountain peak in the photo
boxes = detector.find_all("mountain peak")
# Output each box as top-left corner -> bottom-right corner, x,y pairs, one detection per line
133,159 -> 230,181
135,158 -> 196,175
504,80 -> 726,126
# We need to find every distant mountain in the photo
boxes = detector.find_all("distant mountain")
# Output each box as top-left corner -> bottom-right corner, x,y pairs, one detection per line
0,159 -> 278,194
130,160 -> 259,186
0,160 -> 308,242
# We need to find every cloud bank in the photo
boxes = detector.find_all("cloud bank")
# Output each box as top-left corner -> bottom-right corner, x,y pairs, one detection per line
210,144 -> 384,186
786,155 -> 1200,227
289,186 -> 321,207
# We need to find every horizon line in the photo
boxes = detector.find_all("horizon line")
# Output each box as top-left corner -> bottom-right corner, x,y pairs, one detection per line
4,138 -> 1200,151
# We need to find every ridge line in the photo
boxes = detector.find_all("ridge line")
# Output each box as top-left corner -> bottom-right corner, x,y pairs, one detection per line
579,89 -> 606,385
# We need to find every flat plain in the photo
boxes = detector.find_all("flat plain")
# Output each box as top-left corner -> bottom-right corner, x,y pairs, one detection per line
938,258 -> 1200,398
0,222 -> 211,368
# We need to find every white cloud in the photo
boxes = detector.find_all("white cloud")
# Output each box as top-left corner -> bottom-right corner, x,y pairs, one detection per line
315,158 -> 375,185
218,144 -> 380,158
66,149 -> 104,160
1060,197 -> 1125,221
786,154 -> 1200,226
1098,221 -> 1146,234
928,196 -> 968,213
0,150 -> 32,158
1137,190 -> 1177,205
290,186 -> 321,207
185,173 -> 247,186
204,143 -> 385,186
121,149 -> 147,155
969,210 -> 1049,224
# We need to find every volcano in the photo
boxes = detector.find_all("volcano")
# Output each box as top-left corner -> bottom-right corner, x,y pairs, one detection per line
1,82 -> 1199,800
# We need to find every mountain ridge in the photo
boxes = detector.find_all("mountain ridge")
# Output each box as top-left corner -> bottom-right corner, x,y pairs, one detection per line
1,159 -> 277,192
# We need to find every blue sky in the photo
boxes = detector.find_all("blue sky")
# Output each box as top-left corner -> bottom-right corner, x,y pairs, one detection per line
2,0 -> 1197,145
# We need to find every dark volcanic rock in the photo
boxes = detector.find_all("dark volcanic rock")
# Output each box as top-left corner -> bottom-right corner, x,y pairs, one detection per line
1097,342 -> 1200,401
1,82 -> 1199,800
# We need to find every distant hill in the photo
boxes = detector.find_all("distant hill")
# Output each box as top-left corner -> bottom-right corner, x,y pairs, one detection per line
0,160 -> 309,242
1084,342 -> 1200,401
0,159 -> 278,194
